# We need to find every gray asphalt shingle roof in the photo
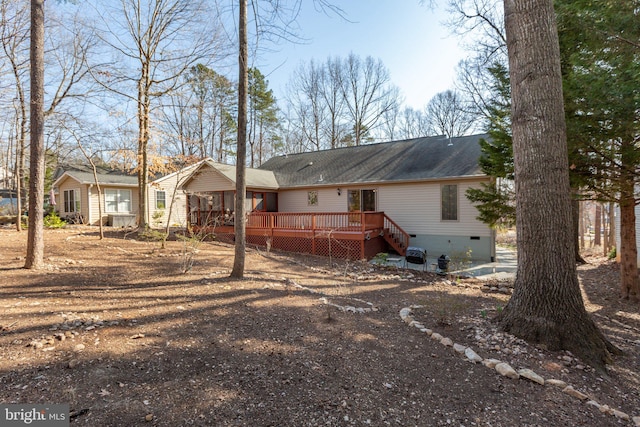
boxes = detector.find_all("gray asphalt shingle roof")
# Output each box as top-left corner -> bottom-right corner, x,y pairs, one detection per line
55,164 -> 138,186
258,134 -> 487,188
201,159 -> 279,189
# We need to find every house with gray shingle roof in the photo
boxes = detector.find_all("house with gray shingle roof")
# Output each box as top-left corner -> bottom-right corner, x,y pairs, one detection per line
52,160 -> 204,228
52,164 -> 139,226
181,134 -> 495,261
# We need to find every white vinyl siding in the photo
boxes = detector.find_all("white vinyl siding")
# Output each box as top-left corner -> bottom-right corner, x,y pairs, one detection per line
377,181 -> 490,237
105,189 -> 132,213
278,188 -> 345,213
187,168 -> 235,193
148,162 -> 203,228
56,176 -> 89,222
86,186 -> 139,226
239,181 -> 490,237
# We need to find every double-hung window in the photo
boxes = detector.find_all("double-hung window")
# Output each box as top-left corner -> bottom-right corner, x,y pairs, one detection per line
105,189 -> 132,213
156,190 -> 166,209
63,189 -> 80,213
441,184 -> 458,221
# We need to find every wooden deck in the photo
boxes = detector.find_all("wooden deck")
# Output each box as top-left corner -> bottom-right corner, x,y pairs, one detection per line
189,211 -> 410,260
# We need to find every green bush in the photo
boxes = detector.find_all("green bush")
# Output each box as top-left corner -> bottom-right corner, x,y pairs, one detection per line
43,211 -> 66,229
608,246 -> 616,259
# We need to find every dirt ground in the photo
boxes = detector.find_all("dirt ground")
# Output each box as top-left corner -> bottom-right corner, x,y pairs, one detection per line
0,227 -> 638,427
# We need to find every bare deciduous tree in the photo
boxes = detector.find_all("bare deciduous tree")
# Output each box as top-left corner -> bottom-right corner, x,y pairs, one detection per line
286,59 -> 328,151
340,53 -> 400,145
425,90 -> 475,138
90,0 -> 221,230
1,0 -> 29,232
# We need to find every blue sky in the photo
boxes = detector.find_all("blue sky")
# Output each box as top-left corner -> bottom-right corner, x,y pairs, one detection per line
256,1 -> 467,110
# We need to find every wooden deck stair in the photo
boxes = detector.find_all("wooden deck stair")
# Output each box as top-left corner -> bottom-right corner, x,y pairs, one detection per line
382,214 -> 410,256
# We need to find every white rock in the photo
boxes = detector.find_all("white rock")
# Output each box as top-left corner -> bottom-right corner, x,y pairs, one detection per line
453,343 -> 466,354
632,416 -> 640,427
431,332 -> 443,341
464,348 -> 483,363
495,362 -> 519,379
562,385 -> 588,400
586,400 -> 601,410
598,404 -> 612,415
423,329 -> 433,336
545,379 -> 567,389
482,358 -> 502,369
517,368 -> 545,385
611,409 -> 630,421
440,337 -> 453,347
399,308 -> 412,321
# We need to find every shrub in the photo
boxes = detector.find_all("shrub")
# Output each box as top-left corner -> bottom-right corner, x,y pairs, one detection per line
43,211 -> 66,229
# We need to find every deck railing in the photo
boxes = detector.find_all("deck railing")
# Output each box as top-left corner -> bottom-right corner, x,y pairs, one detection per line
189,210 -> 386,233
247,211 -> 383,232
188,210 -> 409,259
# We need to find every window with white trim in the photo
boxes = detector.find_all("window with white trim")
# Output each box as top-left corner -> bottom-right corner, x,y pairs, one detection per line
105,189 -> 132,213
441,184 -> 458,221
156,190 -> 166,209
63,189 -> 80,213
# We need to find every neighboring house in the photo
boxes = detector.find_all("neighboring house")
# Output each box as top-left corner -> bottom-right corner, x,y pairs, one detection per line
181,134 -> 496,261
52,164 -> 139,226
52,161 -> 202,228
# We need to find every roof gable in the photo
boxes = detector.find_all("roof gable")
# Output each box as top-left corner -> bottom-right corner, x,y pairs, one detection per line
258,134 -> 487,188
181,159 -> 279,190
53,164 -> 138,188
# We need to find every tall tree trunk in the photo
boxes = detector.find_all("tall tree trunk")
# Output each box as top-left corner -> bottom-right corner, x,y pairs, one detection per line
594,203 -> 601,246
619,184 -> 639,301
15,145 -> 22,232
579,200 -> 585,249
602,204 -> 609,255
25,0 -> 45,269
607,201 -> 615,254
499,0 -> 617,369
137,70 -> 150,231
572,196 -> 585,264
230,0 -> 247,279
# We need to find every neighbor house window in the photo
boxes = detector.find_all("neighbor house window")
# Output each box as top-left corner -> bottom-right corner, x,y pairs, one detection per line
105,189 -> 132,213
441,184 -> 458,221
308,191 -> 318,206
156,190 -> 166,209
63,189 -> 80,213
